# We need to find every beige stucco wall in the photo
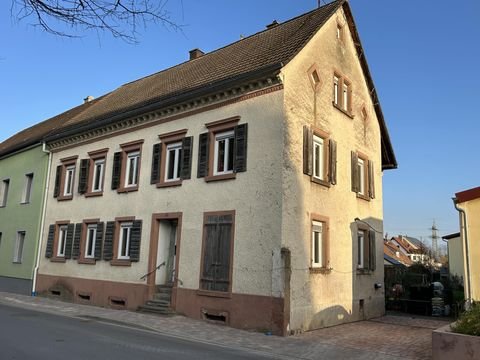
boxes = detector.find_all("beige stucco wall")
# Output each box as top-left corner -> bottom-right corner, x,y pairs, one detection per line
280,7 -> 385,332
459,198 -> 480,301
38,90 -> 285,298
446,236 -> 464,279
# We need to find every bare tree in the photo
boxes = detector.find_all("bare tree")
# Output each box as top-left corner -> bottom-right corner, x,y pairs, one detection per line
11,0 -> 180,43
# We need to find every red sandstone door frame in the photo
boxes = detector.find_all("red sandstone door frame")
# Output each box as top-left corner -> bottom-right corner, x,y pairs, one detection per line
148,212 -> 182,307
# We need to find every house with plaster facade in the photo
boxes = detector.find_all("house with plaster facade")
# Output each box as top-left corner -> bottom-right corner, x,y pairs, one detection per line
6,0 -> 397,335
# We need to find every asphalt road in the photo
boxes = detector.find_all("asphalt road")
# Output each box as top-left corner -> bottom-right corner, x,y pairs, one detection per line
0,303 -> 274,360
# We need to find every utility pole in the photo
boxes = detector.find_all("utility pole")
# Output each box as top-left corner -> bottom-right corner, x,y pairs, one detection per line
429,220 -> 439,261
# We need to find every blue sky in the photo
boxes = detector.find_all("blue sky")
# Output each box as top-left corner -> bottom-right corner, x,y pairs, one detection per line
1,0 -> 479,246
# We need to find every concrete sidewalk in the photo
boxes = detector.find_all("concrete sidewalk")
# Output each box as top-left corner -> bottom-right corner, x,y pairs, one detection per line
0,292 -> 448,360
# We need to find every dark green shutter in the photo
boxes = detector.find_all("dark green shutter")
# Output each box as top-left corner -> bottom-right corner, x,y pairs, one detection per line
103,221 -> 115,261
368,160 -> 375,199
197,132 -> 209,178
72,223 -> 82,259
45,224 -> 55,258
351,151 -> 359,193
329,139 -> 337,185
180,136 -> 193,179
233,124 -> 248,173
64,223 -> 75,259
111,152 -> 122,190
150,143 -> 161,184
53,165 -> 62,198
95,222 -> 104,260
303,126 -> 313,175
78,159 -> 90,194
129,220 -> 142,262
369,229 -> 376,271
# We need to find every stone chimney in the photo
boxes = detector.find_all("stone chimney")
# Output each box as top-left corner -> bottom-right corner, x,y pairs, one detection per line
83,95 -> 94,103
189,48 -> 204,60
266,20 -> 278,29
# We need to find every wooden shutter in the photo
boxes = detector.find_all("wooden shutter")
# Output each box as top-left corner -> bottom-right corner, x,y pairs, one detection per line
53,165 -> 62,198
363,230 -> 369,270
72,223 -> 82,259
103,221 -> 115,261
95,222 -> 104,260
180,136 -> 193,179
45,224 -> 55,258
197,132 -> 209,178
129,220 -> 142,262
303,126 -> 313,175
64,223 -> 75,259
200,214 -> 233,292
351,151 -> 359,193
234,124 -> 248,173
150,143 -> 161,184
111,152 -> 122,190
369,229 -> 376,271
368,160 -> 375,199
78,159 -> 90,194
328,139 -> 337,185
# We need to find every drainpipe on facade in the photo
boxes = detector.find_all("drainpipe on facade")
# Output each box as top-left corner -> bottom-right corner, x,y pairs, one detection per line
31,142 -> 52,296
452,197 -> 472,308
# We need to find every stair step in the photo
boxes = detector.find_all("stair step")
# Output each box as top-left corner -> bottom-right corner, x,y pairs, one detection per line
138,305 -> 175,316
153,293 -> 172,301
146,299 -> 170,307
155,285 -> 173,294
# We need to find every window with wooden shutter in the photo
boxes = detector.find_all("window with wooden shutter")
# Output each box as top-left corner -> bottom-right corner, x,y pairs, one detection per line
111,152 -> 122,190
78,159 -> 90,194
310,218 -> 330,271
180,136 -> 193,180
45,224 -> 55,258
200,211 -> 234,293
304,125 -> 335,187
94,222 -> 104,261
103,221 -> 115,260
64,223 -> 75,259
352,151 -> 374,201
72,223 -> 82,259
233,123 -> 248,173
357,227 -> 376,272
197,132 -> 209,178
114,140 -> 144,193
150,143 -> 161,184
53,166 -> 62,198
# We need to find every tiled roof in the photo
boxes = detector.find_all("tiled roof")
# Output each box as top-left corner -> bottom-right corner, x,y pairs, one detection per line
384,242 -> 413,266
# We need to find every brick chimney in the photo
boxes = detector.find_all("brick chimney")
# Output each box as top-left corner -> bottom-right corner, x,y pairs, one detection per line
189,48 -> 204,60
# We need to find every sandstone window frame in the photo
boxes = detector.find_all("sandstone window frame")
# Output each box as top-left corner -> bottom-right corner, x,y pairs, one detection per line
332,71 -> 353,118
76,219 -> 104,265
46,220 -> 75,263
111,140 -> 144,193
83,148 -> 109,197
307,64 -> 322,91
356,225 -> 376,273
54,156 -> 78,201
309,214 -> 330,274
103,217 -> 142,267
303,125 -> 337,187
351,151 -> 375,201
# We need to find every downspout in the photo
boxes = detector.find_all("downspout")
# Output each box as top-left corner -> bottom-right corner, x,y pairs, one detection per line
452,197 -> 471,307
32,142 -> 52,296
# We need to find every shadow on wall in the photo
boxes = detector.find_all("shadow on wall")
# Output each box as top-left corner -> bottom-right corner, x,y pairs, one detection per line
40,281 -> 74,302
308,305 -> 353,330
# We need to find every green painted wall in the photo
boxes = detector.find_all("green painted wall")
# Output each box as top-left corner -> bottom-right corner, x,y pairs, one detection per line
0,145 -> 48,283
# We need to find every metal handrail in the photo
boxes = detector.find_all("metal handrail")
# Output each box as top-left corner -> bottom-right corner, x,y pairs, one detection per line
140,261 -> 165,280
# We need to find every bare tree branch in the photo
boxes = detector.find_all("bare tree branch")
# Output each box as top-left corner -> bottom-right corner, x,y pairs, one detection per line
12,0 -> 181,43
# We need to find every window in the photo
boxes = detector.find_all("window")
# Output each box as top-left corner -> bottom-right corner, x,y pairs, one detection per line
92,158 -> 105,192
200,211 -> 235,293
351,152 -> 375,200
333,73 -> 352,116
0,179 -> 10,207
357,227 -> 376,272
111,140 -> 143,192
85,224 -> 97,259
303,126 -> 337,186
151,130 -> 193,187
78,149 -> 108,196
336,22 -> 345,42
118,222 -> 132,260
57,225 -> 68,257
13,231 -> 25,263
53,156 -> 77,200
197,117 -> 248,182
22,173 -> 34,203
311,219 -> 330,269
307,64 -> 322,90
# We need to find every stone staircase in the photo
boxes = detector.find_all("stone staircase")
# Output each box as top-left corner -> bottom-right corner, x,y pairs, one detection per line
138,284 -> 175,316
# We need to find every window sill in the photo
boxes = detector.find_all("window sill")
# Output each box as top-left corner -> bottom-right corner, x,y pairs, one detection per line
78,258 -> 96,265
309,267 -> 332,274
110,259 -> 132,266
356,193 -> 371,202
20,201 -> 30,205
12,261 -> 22,265
156,180 -> 182,188
196,289 -> 232,298
332,102 -> 354,119
205,173 -> 236,182
117,186 -> 139,193
311,177 -> 331,188
85,191 -> 103,198
356,268 -> 373,275
50,257 -> 66,263
57,195 -> 73,201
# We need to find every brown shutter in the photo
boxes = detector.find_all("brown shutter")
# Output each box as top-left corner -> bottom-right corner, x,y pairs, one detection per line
53,165 -> 62,198
351,151 -> 359,193
72,223 -> 82,259
363,230 -> 369,270
303,126 -> 313,175
197,132 -> 209,178
103,221 -> 115,261
150,143 -> 161,184
322,223 -> 329,268
328,139 -> 337,185
368,160 -> 375,199
111,152 -> 122,190
234,124 -> 248,173
369,229 -> 376,271
180,136 -> 193,179
78,159 -> 90,194
129,220 -> 142,262
94,222 -> 104,260
201,216 -> 218,291
64,223 -> 75,259
45,224 -> 55,258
